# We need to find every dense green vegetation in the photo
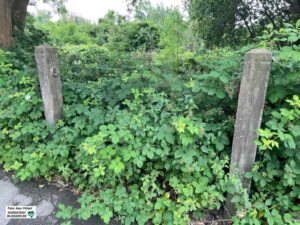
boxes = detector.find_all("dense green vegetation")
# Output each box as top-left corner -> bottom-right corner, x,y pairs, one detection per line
0,1 -> 300,225
186,0 -> 300,47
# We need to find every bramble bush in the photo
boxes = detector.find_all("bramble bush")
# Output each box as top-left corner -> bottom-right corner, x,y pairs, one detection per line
59,44 -> 148,82
1,19 -> 300,225
230,21 -> 300,225
59,44 -> 111,81
231,95 -> 300,225
0,47 -> 239,224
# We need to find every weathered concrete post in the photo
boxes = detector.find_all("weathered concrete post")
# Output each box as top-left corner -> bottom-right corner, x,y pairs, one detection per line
225,49 -> 272,216
35,45 -> 63,125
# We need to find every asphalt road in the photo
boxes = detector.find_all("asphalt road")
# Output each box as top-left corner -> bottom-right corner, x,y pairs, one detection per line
0,170 -> 121,225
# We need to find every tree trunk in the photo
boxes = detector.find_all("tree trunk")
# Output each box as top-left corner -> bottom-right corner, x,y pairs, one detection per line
0,0 -> 13,48
0,0 -> 29,47
285,0 -> 300,20
291,0 -> 300,20
12,0 -> 29,31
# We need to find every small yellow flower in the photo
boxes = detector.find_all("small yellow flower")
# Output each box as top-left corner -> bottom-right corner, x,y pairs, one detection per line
187,79 -> 195,89
164,192 -> 170,199
31,152 -> 37,158
177,120 -> 186,133
33,136 -> 39,142
82,143 -> 96,155
2,128 -> 9,135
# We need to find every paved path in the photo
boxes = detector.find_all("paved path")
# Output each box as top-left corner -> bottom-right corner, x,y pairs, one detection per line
0,170 -> 121,225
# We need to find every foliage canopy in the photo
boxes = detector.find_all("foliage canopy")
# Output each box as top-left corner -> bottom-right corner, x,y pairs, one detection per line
0,1 -> 300,225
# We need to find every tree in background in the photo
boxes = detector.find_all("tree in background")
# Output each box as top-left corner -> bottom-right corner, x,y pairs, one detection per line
236,0 -> 296,38
129,0 -> 190,67
185,0 -> 300,47
108,21 -> 160,52
0,0 -> 65,47
132,0 -> 176,24
96,10 -> 126,45
34,10 -> 52,24
0,0 -> 29,47
185,0 -> 241,48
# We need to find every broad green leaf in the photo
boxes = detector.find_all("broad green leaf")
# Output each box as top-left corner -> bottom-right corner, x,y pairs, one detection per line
231,195 -> 240,203
182,149 -> 197,165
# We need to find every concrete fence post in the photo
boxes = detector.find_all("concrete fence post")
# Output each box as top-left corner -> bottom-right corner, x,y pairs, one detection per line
35,44 -> 63,125
225,49 -> 272,216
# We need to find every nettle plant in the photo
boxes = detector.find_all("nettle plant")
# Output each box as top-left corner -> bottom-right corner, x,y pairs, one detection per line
56,87 -> 236,225
232,95 -> 300,225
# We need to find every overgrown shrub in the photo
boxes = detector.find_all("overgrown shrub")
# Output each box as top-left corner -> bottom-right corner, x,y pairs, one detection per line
1,18 -> 300,225
108,22 -> 160,52
231,95 -> 300,225
0,48 -> 240,225
40,21 -> 93,46
59,44 -> 154,82
59,44 -> 111,81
